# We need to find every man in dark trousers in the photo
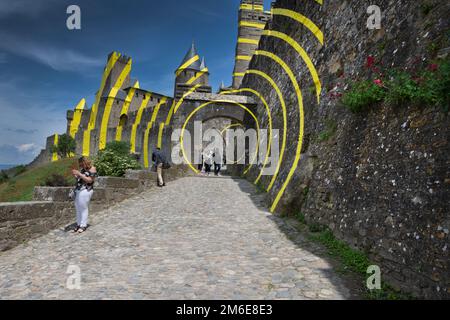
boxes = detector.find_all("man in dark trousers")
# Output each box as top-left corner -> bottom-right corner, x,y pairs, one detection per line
152,146 -> 167,187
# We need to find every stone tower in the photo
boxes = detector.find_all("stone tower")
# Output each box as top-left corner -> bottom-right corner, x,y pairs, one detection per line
174,42 -> 212,98
232,0 -> 271,88
104,52 -> 132,93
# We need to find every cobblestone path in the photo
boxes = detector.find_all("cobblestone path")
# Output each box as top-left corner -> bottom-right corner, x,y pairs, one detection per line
0,177 -> 353,299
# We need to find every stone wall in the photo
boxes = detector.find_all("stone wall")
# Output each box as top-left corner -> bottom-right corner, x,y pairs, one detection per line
0,202 -> 76,252
241,0 -> 449,298
0,166 -> 194,252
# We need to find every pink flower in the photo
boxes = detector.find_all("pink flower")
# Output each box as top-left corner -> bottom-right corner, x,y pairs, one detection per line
374,79 -> 383,87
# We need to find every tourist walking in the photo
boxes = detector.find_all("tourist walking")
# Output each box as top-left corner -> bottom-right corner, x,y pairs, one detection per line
72,157 -> 97,234
213,147 -> 223,176
204,150 -> 213,176
152,146 -> 168,187
197,151 -> 204,173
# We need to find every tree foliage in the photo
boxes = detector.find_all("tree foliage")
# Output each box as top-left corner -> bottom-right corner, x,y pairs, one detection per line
51,134 -> 76,158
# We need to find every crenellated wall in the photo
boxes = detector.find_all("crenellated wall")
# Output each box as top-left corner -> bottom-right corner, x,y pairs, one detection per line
240,0 -> 449,299
26,0 -> 449,299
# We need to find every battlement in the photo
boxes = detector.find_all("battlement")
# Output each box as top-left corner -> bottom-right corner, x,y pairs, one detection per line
232,1 -> 272,88
240,0 -> 264,12
103,52 -> 132,93
107,51 -> 131,63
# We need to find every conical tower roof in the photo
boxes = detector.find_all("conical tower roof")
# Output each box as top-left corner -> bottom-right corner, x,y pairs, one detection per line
177,42 -> 202,71
200,57 -> 210,74
200,57 -> 206,69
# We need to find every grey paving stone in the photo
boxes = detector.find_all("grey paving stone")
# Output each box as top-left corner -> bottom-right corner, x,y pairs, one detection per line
0,177 -> 351,300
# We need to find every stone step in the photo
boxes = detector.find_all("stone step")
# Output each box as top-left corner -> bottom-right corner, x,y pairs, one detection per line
95,176 -> 141,189
32,186 -> 139,203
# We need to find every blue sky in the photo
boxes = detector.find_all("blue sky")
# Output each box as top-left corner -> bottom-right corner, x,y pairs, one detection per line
0,0 -> 272,165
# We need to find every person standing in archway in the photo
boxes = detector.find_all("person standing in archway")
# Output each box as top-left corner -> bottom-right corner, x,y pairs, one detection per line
213,147 -> 223,176
203,150 -> 213,176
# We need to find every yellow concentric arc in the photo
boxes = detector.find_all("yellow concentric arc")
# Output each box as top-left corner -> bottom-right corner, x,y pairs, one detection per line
222,88 -> 273,183
271,8 -> 324,45
246,69 -> 288,192
180,100 -> 260,174
157,123 -> 165,149
99,58 -> 132,150
115,81 -> 140,141
262,30 -> 322,104
52,134 -> 59,162
82,52 -> 121,156
176,55 -> 200,77
130,93 -> 151,154
69,98 -> 86,139
143,97 -> 168,168
220,123 -> 245,165
254,50 -> 305,213
220,123 -> 243,135
165,84 -> 202,126
186,67 -> 209,85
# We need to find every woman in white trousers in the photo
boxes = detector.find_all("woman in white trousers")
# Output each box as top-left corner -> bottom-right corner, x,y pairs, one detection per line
72,157 -> 97,234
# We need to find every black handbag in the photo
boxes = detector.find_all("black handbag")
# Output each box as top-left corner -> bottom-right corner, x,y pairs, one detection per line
162,162 -> 171,170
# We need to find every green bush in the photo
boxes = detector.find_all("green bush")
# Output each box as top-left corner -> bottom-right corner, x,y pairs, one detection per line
342,59 -> 450,112
385,71 -> 419,106
418,61 -> 450,111
103,141 -> 131,156
341,80 -> 385,112
42,174 -> 72,187
0,170 -> 8,184
95,144 -> 141,177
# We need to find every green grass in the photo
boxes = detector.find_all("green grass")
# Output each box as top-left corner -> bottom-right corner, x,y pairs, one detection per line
309,229 -> 371,274
291,214 -> 413,300
0,158 -> 77,202
317,120 -> 338,142
255,181 -> 267,194
295,212 -> 306,224
341,80 -> 385,113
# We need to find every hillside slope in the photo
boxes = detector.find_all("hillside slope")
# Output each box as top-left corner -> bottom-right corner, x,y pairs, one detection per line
0,158 -> 77,203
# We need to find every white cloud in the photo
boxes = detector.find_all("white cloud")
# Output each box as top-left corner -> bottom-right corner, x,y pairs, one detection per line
0,144 -> 42,165
16,143 -> 38,153
0,32 -> 104,72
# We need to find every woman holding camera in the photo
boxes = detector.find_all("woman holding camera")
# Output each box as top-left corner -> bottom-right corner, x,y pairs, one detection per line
72,157 -> 97,234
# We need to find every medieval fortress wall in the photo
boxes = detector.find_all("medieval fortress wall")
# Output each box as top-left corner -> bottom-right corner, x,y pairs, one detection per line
240,0 -> 449,298
24,0 -> 449,298
32,1 -> 270,170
